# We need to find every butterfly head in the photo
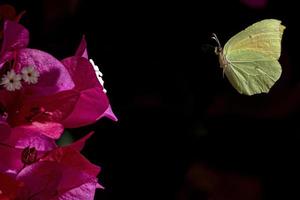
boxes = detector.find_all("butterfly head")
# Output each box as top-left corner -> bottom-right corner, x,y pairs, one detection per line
211,33 -> 228,74
211,33 -> 223,55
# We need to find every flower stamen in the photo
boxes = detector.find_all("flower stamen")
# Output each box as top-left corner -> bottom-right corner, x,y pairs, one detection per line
89,59 -> 107,93
21,147 -> 37,165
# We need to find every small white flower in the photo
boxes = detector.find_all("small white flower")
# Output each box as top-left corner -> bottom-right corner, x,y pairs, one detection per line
1,69 -> 22,91
89,59 -> 107,93
21,66 -> 40,84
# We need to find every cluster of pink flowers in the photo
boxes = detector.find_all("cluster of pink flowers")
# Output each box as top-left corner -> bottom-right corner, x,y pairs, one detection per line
0,5 -> 117,199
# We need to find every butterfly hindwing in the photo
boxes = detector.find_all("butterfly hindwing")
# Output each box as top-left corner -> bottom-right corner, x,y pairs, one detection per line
225,50 -> 282,95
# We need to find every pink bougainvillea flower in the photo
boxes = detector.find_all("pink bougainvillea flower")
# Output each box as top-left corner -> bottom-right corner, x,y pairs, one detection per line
0,20 -> 29,67
1,21 -> 115,135
0,21 -> 73,98
0,20 -> 74,93
1,5 -> 110,200
0,129 -> 101,200
75,35 -> 89,59
0,4 -> 25,45
61,37 -> 117,128
1,39 -> 114,128
0,124 -> 58,175
16,145 -> 101,200
0,20 -> 75,138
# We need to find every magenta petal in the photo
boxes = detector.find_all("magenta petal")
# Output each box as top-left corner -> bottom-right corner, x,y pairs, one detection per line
16,161 -> 63,199
62,57 -> 100,90
75,35 -> 89,59
68,131 -> 94,152
0,20 -> 29,60
3,131 -> 101,199
97,183 -> 104,189
39,147 -> 100,198
11,90 -> 80,127
99,105 -> 118,122
7,124 -> 57,151
16,48 -> 75,96
61,55 -> 117,127
57,168 -> 99,198
41,147 -> 100,178
0,124 -> 57,176
17,159 -> 99,200
5,122 -> 63,141
0,143 -> 22,175
29,122 -> 63,140
62,87 -> 110,128
58,181 -> 98,200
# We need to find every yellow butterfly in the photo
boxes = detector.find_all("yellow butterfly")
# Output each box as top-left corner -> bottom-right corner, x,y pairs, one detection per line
212,19 -> 285,95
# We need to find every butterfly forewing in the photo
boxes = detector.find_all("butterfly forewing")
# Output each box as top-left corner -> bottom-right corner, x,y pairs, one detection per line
224,19 -> 285,59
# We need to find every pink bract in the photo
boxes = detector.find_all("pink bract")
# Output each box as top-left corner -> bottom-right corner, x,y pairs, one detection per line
1,7 -> 113,199
61,37 -> 117,128
0,124 -> 57,175
1,21 -> 116,135
0,20 -> 28,67
0,20 -> 75,138
16,147 -> 101,200
1,128 -> 101,200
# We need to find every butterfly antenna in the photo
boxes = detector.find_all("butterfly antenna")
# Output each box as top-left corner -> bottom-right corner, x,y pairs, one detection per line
211,33 -> 222,55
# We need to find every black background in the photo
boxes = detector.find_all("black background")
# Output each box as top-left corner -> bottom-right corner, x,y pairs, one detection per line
1,0 -> 300,199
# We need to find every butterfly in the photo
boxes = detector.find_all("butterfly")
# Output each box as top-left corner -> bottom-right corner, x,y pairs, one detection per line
212,19 -> 285,95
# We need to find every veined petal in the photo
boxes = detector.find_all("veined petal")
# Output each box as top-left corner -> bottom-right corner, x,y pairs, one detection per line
75,35 -> 89,59
15,48 -> 75,97
0,20 -> 29,58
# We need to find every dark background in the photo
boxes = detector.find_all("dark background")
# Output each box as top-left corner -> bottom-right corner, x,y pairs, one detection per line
2,0 -> 300,199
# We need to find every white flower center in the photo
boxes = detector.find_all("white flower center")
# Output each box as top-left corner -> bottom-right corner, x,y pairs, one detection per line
0,66 -> 40,91
89,59 -> 107,93
1,69 -> 22,91
21,66 -> 40,84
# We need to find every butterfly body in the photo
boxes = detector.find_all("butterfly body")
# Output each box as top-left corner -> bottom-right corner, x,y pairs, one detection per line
213,19 -> 285,95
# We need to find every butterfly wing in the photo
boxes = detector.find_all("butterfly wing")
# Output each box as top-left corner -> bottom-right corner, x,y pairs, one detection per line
222,19 -> 285,95
224,50 -> 282,95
